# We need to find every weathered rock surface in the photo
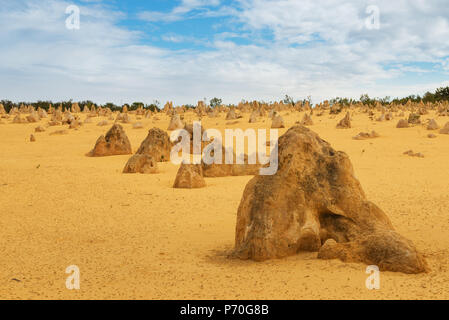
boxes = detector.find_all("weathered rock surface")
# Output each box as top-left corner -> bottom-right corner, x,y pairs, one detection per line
439,122 -> 449,134
167,114 -> 184,131
124,128 -> 172,169
301,113 -> 313,126
233,125 -> 427,274
202,147 -> 261,177
352,131 -> 379,140
271,115 -> 285,128
427,119 -> 439,130
87,124 -> 132,157
408,113 -> 421,125
396,119 -> 409,128
226,109 -> 238,120
249,111 -> 258,123
123,154 -> 158,174
173,163 -> 206,188
336,112 -> 351,129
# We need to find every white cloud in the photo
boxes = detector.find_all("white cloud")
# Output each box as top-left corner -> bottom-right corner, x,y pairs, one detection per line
138,0 -> 222,22
1,0 -> 449,105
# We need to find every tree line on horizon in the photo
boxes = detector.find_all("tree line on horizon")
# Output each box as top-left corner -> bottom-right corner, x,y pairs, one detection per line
327,86 -> 449,107
2,86 -> 449,114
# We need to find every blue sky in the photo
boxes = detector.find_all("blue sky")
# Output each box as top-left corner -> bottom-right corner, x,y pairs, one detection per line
1,0 -> 449,105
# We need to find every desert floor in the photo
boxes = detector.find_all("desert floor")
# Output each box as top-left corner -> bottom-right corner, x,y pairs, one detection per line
1,111 -> 449,300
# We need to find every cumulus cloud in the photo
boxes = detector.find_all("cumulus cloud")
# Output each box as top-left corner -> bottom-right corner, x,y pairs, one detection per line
0,0 -> 448,105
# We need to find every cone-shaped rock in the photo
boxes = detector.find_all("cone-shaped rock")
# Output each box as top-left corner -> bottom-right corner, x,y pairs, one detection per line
87,124 -> 132,157
226,109 -> 238,120
271,115 -> 285,128
408,113 -> 421,125
173,163 -> 206,189
249,111 -> 258,123
336,112 -> 351,129
123,154 -> 158,174
167,114 -> 184,131
301,113 -> 313,126
427,119 -> 439,130
396,119 -> 409,128
125,128 -> 172,166
233,125 -> 427,274
440,122 -> 449,134
26,111 -> 39,123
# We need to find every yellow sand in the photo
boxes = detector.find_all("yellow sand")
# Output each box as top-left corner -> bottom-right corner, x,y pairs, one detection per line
0,111 -> 448,300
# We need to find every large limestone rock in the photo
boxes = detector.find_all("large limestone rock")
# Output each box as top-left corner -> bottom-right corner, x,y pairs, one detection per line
69,120 -> 82,129
202,147 -> 261,177
427,119 -> 439,130
26,111 -> 39,123
62,112 -> 76,125
336,112 -> 351,129
117,113 -> 131,124
226,109 -> 238,120
35,126 -> 46,133
408,113 -> 421,125
300,113 -> 313,126
87,124 -> 132,157
271,115 -> 285,128
38,108 -> 48,118
9,107 -> 19,116
123,154 -> 158,174
249,111 -> 258,123
167,114 -> 184,131
124,128 -> 172,170
51,110 -> 63,122
396,119 -> 409,128
173,163 -> 206,189
440,122 -> 449,134
233,125 -> 427,274
13,115 -> 27,124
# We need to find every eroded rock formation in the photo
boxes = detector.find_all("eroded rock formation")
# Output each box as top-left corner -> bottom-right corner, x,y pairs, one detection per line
271,115 -> 285,128
396,119 -> 409,128
173,163 -> 206,188
336,112 -> 351,129
123,154 -> 158,174
167,114 -> 184,131
87,124 -> 132,157
123,128 -> 172,172
233,125 -> 427,274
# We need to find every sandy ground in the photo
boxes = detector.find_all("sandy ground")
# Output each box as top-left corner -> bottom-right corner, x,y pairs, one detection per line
1,110 -> 449,300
